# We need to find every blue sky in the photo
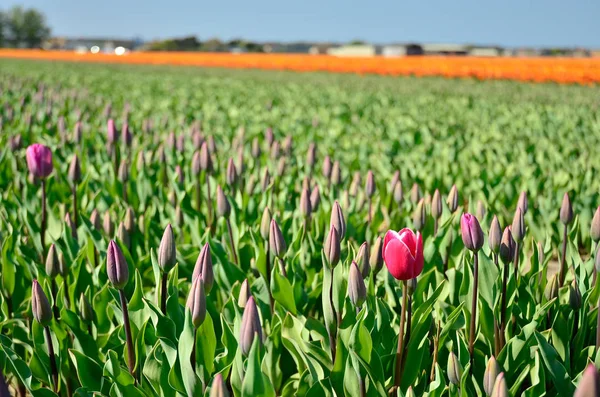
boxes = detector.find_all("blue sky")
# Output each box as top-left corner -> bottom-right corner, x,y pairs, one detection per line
6,0 -> 600,47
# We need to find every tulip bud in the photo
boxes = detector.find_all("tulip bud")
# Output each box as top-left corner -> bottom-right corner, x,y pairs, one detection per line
283,135 -> 293,154
300,188 -> 312,217
199,142 -> 212,172
174,165 -> 184,185
431,189 -> 442,219
330,161 -> 341,186
324,226 -> 341,268
405,387 -> 416,397
26,143 -> 53,179
322,156 -> 332,179
489,216 -> 502,254
265,127 -> 274,146
370,236 -> 384,275
168,191 -> 176,207
349,171 -> 361,197
226,158 -> 238,186
207,136 -> 216,154
310,185 -> 321,212
447,184 -> 459,212
175,205 -> 184,228
393,181 -> 403,205
45,244 -> 60,279
306,143 -> 316,169
330,201 -> 346,239
261,169 -> 270,191
9,134 -> 22,151
499,227 -> 515,264
216,186 -> 231,218
210,373 -> 230,397
236,147 -> 245,176
121,123 -> 132,147
269,219 -> 286,258
186,276 -> 206,329
537,241 -> 545,266
575,364 -> 600,397
124,207 -> 135,234
158,224 -> 176,272
58,252 -> 69,277
107,119 -> 117,143
32,280 -> 52,326
118,160 -> 129,183
461,213 -> 484,252
348,261 -> 366,308
166,131 -> 176,149
365,170 -> 375,198
302,177 -> 311,192
276,157 -> 286,177
156,145 -> 166,164
193,132 -> 204,150
490,373 -> 508,397
117,221 -> 130,248
410,183 -> 422,204
570,280 -> 582,310
447,351 -> 462,385
240,296 -> 263,355
191,151 -> 202,176
251,138 -> 261,158
544,274 -> 559,301
596,246 -> 600,273
591,207 -> 600,243
107,240 -> 129,289
511,208 -> 525,242
260,207 -> 272,240
413,199 -> 425,231
238,279 -> 251,308
476,200 -> 486,222
79,293 -> 94,323
176,135 -> 185,154
193,243 -> 214,293
90,209 -> 101,230
73,122 -> 82,143
517,191 -> 528,214
270,141 -> 281,160
65,212 -> 76,233
355,242 -> 370,279
560,192 -> 573,225
68,154 -> 81,183
390,171 -> 400,192
484,356 -> 499,396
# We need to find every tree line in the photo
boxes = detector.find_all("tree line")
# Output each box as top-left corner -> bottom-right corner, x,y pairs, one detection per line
0,6 -> 51,48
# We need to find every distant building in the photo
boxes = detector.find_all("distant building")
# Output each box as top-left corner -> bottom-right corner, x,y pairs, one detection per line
43,37 -> 141,53
327,44 -> 376,57
309,44 -> 337,55
469,47 -> 503,57
381,44 -> 423,57
422,43 -> 469,55
512,48 -> 541,57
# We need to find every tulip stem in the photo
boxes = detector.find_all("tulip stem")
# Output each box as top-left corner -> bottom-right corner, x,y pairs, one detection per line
72,184 -> 78,239
265,243 -> 274,313
367,198 -> 372,225
205,173 -> 213,232
119,289 -> 136,380
559,224 -> 568,287
513,241 -> 520,284
44,326 -> 58,392
191,328 -> 197,369
41,179 -> 47,257
226,219 -> 238,265
499,259 -> 509,352
430,321 -> 441,382
394,280 -> 408,388
400,293 -> 412,378
469,251 -> 479,368
51,279 -> 59,321
160,273 -> 168,314
195,180 -> 202,214
329,266 -> 337,363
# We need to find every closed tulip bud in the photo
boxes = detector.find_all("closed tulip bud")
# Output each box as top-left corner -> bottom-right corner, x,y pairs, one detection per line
166,131 -> 176,149
490,373 -> 508,397
575,364 -> 600,397
68,154 -> 81,183
191,151 -> 202,176
210,373 -> 230,397
461,213 -> 484,252
476,200 -> 486,222
302,177 -> 311,193
365,170 -> 375,198
517,191 -> 528,214
26,143 -> 53,179
79,293 -> 94,323
300,188 -> 312,217
168,191 -> 176,206
193,243 -> 214,293
117,221 -> 129,248
447,184 -> 459,212
32,280 -> 52,326
226,158 -> 238,186
107,119 -> 118,143
537,241 -> 545,265
570,280 -> 582,310
103,211 -> 114,237
511,208 -> 525,242
251,138 -> 261,158
58,252 -> 69,277
216,186 -> 231,218
207,136 -> 216,154
489,216 -> 502,254
306,143 -> 316,169
270,141 -> 281,159
413,199 -> 425,231
591,207 -> 600,243
138,214 -> 145,233
118,160 -> 129,182
484,356 -> 500,396
158,224 -> 176,272
330,201 -> 346,239
9,134 -> 22,151
370,236 -> 384,275
121,123 -> 132,147
355,242 -> 370,279
240,296 -> 263,355
310,185 -> 321,212
269,219 -> 286,258
65,212 -> 76,233
499,227 -> 515,264
90,209 -> 101,230
134,151 -> 145,170
545,274 -> 559,301
407,277 -> 417,295
156,145 -> 166,163
390,171 -> 400,192
124,207 -> 135,234
193,131 -> 204,150
349,171 -> 361,197
236,147 -> 245,175
348,261 -> 366,308
431,189 -> 442,219
175,205 -> 184,227
410,183 -> 421,204
393,181 -> 403,205
106,240 -> 129,289
283,135 -> 293,154
199,142 -> 212,172
596,246 -> 600,273
260,207 -> 272,240
322,156 -> 332,179
560,192 -> 573,225
265,127 -> 274,146
73,121 -> 82,143
261,169 -> 270,191
405,387 -> 416,397
238,279 -> 251,308
175,165 -> 184,185
276,157 -> 286,177
324,226 -> 341,268
447,351 -> 463,385
45,244 -> 60,278
176,135 -> 185,153
186,276 -> 206,329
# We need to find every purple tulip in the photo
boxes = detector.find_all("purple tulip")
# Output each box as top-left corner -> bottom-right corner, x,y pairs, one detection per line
461,213 -> 484,252
26,144 -> 53,179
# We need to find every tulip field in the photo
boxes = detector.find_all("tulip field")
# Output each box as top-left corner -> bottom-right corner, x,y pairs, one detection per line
2,58 -> 600,396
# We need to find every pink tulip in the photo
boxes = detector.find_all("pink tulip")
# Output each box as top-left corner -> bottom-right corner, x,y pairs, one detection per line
26,144 -> 53,179
383,228 -> 424,280
461,213 -> 484,252
107,119 -> 118,143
